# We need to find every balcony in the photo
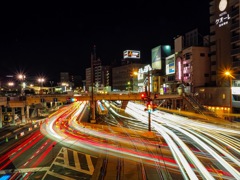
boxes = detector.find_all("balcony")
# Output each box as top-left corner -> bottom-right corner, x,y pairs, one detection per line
230,8 -> 239,18
231,48 -> 240,55
210,44 -> 216,52
232,61 -> 240,68
210,25 -> 216,33
231,35 -> 240,43
231,21 -> 239,31
210,16 -> 216,24
210,35 -> 216,43
231,0 -> 239,4
209,6 -> 215,15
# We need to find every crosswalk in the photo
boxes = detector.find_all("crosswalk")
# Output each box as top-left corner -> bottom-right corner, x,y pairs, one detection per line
42,147 -> 98,180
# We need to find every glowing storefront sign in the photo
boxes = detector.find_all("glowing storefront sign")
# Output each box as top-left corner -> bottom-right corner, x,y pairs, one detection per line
123,50 -> 140,59
138,65 -> 152,80
178,61 -> 181,80
166,54 -> 175,75
215,0 -> 230,28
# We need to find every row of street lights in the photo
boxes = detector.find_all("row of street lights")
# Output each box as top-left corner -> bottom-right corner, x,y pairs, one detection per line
6,74 -> 46,95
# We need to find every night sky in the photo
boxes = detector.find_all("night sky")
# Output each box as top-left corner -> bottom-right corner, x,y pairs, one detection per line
0,1 -> 209,82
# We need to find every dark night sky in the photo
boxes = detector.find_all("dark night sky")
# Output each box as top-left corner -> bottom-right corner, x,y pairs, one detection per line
0,1 -> 210,82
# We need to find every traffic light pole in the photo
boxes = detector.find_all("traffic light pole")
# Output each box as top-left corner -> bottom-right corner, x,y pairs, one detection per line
148,111 -> 151,131
147,69 -> 151,132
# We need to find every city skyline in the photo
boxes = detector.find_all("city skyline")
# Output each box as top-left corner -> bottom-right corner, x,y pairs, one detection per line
0,1 -> 209,81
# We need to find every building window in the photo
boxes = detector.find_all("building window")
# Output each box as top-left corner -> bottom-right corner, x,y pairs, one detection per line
211,61 -> 216,65
211,71 -> 216,75
202,93 -> 206,99
233,95 -> 240,101
222,93 -> 226,99
185,53 -> 191,60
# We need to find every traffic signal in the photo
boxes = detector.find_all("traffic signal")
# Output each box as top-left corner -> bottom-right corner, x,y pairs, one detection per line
141,93 -> 147,100
70,98 -> 77,102
154,93 -> 159,99
147,103 -> 152,113
152,104 -> 158,111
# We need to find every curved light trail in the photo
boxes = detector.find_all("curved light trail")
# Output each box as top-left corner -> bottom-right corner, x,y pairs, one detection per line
39,101 -> 240,179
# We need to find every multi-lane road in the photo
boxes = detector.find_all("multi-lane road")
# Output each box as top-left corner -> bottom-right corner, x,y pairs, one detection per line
0,100 -> 240,179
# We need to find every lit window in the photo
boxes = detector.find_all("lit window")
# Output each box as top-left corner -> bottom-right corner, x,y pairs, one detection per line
222,93 -> 226,99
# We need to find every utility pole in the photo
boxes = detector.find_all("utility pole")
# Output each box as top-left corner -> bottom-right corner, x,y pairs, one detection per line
90,52 -> 96,123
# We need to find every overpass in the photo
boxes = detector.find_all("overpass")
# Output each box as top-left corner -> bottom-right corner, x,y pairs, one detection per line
0,93 -> 183,127
0,93 -> 182,107
25,93 -> 182,105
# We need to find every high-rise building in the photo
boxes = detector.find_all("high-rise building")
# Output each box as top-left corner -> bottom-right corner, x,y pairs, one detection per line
194,0 -> 240,115
60,72 -> 69,84
85,68 -> 91,91
70,75 -> 82,88
208,0 -> 240,86
85,45 -> 112,92
102,66 -> 111,87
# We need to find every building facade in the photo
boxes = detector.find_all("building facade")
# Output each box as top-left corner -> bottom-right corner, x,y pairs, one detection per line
60,72 -> 69,84
112,63 -> 146,91
85,46 -> 112,92
194,0 -> 240,114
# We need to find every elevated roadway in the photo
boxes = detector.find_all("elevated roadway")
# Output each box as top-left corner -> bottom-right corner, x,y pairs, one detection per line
25,93 -> 182,105
0,93 -> 182,108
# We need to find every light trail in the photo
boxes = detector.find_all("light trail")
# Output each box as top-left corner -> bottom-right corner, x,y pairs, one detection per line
39,101 -> 239,179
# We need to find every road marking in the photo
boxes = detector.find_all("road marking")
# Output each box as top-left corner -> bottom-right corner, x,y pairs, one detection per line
73,151 -> 80,169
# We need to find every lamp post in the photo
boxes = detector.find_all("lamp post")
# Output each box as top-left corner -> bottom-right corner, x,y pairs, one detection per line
90,53 -> 96,123
127,81 -> 131,92
8,82 -> 14,90
49,81 -> 54,94
17,74 -> 26,95
224,71 -> 235,120
38,78 -> 45,94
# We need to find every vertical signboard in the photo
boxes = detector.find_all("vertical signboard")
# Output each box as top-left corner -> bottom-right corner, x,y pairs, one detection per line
175,56 -> 182,81
151,45 -> 161,69
166,54 -> 175,75
215,0 -> 230,28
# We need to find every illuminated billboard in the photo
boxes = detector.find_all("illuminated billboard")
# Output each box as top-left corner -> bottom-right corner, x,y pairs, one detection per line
123,50 -> 140,59
151,45 -> 171,70
151,45 -> 161,69
166,54 -> 175,75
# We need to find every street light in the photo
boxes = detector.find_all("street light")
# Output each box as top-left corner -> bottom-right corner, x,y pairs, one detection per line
224,71 -> 235,120
49,81 -> 54,94
8,82 -> 14,87
127,81 -> 131,92
17,74 -> 26,95
7,82 -> 14,93
38,78 -> 45,94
